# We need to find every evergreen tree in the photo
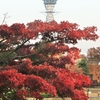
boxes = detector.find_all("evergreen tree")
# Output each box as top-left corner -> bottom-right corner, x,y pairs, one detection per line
77,58 -> 89,75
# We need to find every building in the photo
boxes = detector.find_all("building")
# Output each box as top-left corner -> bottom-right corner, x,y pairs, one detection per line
88,59 -> 100,85
89,65 -> 100,83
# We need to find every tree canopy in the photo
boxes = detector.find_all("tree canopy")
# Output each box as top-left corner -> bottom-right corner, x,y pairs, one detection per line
87,47 -> 100,65
0,20 -> 98,100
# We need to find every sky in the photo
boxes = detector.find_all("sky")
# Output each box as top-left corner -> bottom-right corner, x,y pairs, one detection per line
0,0 -> 100,55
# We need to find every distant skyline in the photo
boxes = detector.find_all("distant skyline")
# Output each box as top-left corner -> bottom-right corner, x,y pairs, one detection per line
0,0 -> 100,55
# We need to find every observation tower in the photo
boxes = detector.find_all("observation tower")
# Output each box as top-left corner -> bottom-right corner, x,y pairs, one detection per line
42,0 -> 58,22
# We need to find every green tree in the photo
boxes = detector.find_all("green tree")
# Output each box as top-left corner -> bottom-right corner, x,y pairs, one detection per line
77,58 -> 89,75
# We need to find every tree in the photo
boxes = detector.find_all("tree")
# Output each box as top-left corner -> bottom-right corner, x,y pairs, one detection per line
0,20 -> 98,100
77,58 -> 89,75
87,47 -> 100,65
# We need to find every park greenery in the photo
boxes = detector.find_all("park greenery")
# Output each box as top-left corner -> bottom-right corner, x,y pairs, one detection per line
0,19 -> 99,100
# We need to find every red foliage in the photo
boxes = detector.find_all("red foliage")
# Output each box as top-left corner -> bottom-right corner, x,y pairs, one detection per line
30,92 -> 43,100
0,66 -> 57,99
15,89 -> 28,100
72,73 -> 91,89
14,61 -> 91,99
72,89 -> 88,100
0,69 -> 26,88
0,20 -> 98,100
25,74 -> 57,96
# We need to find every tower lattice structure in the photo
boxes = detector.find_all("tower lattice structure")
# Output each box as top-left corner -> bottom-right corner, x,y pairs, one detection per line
43,0 -> 58,22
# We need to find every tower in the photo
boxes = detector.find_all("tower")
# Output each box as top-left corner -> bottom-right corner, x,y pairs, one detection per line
43,0 -> 58,22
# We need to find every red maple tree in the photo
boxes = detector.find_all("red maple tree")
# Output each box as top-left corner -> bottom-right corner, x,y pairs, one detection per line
0,20 -> 98,100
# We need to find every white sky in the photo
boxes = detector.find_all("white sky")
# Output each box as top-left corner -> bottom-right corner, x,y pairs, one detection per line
0,0 -> 100,55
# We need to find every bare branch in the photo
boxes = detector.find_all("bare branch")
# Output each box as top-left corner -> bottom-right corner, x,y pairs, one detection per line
1,12 -> 10,25
8,39 -> 30,56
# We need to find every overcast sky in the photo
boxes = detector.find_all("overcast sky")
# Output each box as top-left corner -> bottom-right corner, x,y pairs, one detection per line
0,0 -> 100,55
